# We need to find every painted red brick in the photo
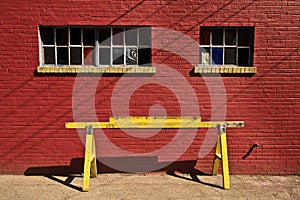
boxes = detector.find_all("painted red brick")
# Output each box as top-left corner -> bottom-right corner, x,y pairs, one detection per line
0,0 -> 299,175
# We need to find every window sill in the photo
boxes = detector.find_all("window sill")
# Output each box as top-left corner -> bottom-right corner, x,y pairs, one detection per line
37,65 -> 156,74
194,65 -> 257,74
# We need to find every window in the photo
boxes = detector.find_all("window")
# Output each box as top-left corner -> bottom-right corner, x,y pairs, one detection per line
199,27 -> 254,67
39,27 -> 152,67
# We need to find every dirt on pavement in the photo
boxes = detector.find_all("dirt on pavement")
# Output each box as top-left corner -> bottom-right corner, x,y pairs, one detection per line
0,173 -> 299,200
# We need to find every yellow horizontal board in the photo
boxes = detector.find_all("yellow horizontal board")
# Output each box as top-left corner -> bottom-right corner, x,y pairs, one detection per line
65,116 -> 244,129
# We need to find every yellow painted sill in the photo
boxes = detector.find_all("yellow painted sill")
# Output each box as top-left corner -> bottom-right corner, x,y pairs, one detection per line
194,65 -> 257,74
37,65 -> 156,74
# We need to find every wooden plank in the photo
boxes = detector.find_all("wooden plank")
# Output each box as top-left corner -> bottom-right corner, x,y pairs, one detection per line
220,128 -> 230,190
65,116 -> 244,129
212,134 -> 221,176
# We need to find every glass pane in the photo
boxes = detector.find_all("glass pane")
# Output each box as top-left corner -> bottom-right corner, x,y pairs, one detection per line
113,47 -> 124,65
99,28 -> 111,46
138,48 -> 151,66
83,29 -> 95,46
56,28 -> 68,46
200,28 -> 210,45
126,47 -> 137,65
225,29 -> 236,45
84,48 -> 95,65
212,29 -> 223,45
70,47 -> 82,65
70,28 -> 81,45
125,28 -> 138,46
43,47 -> 55,64
99,48 -> 110,65
212,48 -> 223,65
238,48 -> 249,66
139,27 -> 151,46
40,27 -> 54,45
238,29 -> 250,46
225,48 -> 236,64
113,28 -> 124,46
199,47 -> 210,64
57,47 -> 68,65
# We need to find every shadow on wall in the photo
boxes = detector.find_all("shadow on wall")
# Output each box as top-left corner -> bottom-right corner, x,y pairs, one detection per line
24,157 -> 207,176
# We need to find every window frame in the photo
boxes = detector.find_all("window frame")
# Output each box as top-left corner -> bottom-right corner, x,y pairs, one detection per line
38,26 -> 153,72
196,26 -> 256,74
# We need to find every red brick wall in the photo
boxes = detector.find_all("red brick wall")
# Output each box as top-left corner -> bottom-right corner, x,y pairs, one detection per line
0,0 -> 299,174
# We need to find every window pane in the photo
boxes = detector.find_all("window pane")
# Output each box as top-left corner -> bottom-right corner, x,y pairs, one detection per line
43,47 -> 55,64
212,29 -> 223,45
225,29 -> 236,45
212,48 -> 223,65
199,47 -> 210,64
70,47 -> 82,65
138,48 -> 151,66
57,48 -> 68,65
238,48 -> 250,66
99,28 -> 111,46
40,27 -> 54,45
225,48 -> 236,64
84,47 -> 95,65
125,28 -> 138,46
113,47 -> 124,65
83,29 -> 95,46
56,28 -> 68,46
99,48 -> 110,65
113,28 -> 124,46
70,28 -> 81,45
126,47 -> 137,65
238,29 -> 250,46
139,27 -> 151,46
200,28 -> 210,45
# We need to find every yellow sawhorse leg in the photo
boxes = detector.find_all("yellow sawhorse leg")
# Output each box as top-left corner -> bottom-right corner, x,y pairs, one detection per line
82,125 -> 97,192
212,124 -> 230,190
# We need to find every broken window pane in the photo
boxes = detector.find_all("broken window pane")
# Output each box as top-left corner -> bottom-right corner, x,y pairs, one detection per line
40,27 -> 54,45
212,29 -> 223,45
113,47 -> 124,65
225,48 -> 236,64
99,28 -> 111,46
70,28 -> 81,45
138,48 -> 151,66
99,48 -> 110,65
126,47 -> 137,65
225,29 -> 236,45
43,47 -> 55,64
83,29 -> 95,46
200,27 -> 210,45
199,47 -> 210,64
139,27 -> 151,46
238,48 -> 250,66
84,48 -> 95,65
113,28 -> 124,46
57,48 -> 68,65
70,47 -> 82,65
56,28 -> 68,46
212,47 -> 223,65
125,28 -> 138,46
238,29 -> 250,46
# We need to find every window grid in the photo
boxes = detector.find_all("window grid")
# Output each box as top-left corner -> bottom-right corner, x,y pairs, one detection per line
40,27 -> 151,67
199,27 -> 252,66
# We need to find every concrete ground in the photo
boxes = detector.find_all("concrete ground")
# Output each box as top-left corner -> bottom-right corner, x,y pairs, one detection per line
0,173 -> 299,200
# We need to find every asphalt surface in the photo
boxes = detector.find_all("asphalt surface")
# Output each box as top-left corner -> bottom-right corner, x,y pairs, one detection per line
0,173 -> 299,200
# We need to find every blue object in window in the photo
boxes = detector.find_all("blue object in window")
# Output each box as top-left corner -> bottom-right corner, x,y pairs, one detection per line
212,48 -> 223,65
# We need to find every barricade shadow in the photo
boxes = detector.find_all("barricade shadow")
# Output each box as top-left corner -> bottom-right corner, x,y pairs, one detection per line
24,157 -> 213,191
